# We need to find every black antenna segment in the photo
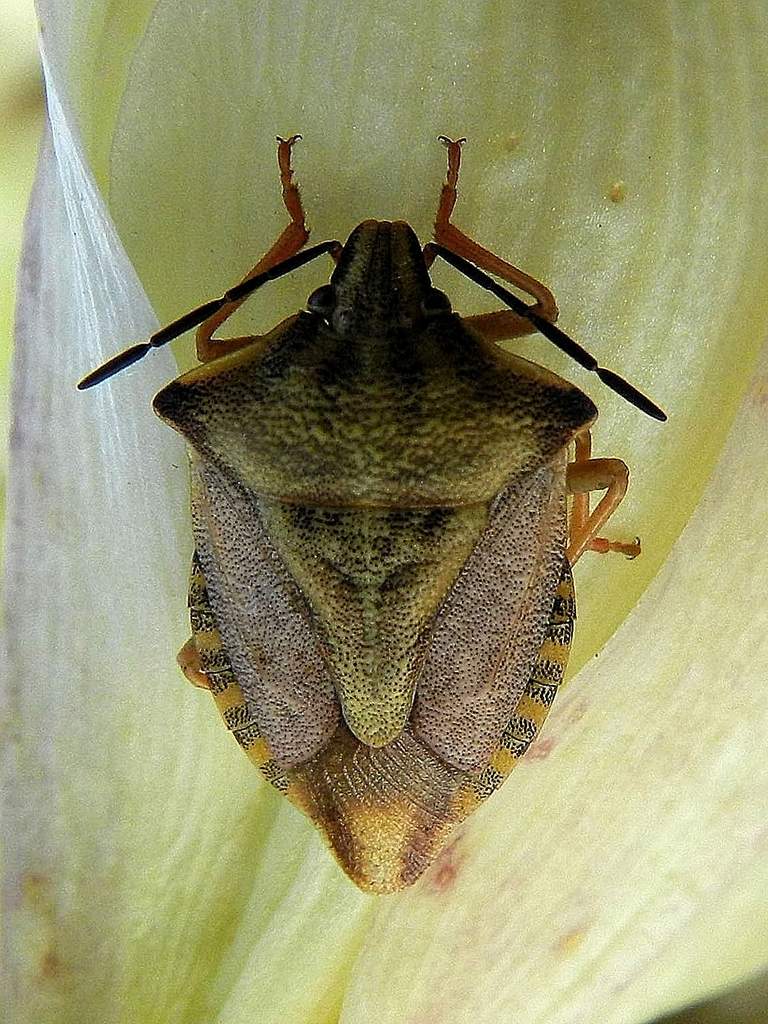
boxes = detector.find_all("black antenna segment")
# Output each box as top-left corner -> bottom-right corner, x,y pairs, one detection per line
429,242 -> 666,422
78,239 -> 340,390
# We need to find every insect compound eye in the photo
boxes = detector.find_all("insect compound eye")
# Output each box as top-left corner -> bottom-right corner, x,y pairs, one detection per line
307,284 -> 336,320
421,288 -> 452,317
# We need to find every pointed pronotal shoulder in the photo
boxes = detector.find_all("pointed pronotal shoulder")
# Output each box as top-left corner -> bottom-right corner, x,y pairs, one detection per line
155,303 -> 596,509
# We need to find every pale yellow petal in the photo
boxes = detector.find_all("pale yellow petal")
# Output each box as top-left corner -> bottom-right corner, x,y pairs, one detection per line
5,2 -> 768,1022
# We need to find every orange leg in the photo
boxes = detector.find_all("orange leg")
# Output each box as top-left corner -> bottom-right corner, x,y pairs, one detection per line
426,136 -> 558,341
195,135 -> 311,362
177,637 -> 211,689
566,430 -> 641,566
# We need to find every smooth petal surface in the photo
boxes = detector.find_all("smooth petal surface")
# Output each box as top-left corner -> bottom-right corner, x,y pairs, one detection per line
0,1 -> 42,543
4,2 -> 768,1023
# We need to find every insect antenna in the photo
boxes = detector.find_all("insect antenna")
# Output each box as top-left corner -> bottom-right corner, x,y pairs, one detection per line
78,239 -> 341,389
429,242 -> 667,422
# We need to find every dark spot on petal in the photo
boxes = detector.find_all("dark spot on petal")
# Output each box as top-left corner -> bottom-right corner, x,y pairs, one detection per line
525,736 -> 557,761
553,923 -> 590,956
425,839 -> 464,894
39,949 -> 63,979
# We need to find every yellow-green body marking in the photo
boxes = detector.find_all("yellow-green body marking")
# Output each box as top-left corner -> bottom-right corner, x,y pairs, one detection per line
152,222 -> 594,893
76,132 -> 660,894
188,545 -> 575,891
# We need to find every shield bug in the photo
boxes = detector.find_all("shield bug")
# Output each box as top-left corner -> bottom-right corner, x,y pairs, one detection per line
79,135 -> 666,893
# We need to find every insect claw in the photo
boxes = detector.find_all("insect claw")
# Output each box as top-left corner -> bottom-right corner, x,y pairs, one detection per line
276,134 -> 302,146
438,135 -> 467,146
626,537 -> 642,560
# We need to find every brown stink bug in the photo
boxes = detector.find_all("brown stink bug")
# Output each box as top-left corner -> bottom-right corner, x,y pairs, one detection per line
79,135 -> 665,893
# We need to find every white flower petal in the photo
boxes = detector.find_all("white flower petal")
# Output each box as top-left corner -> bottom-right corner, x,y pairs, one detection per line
5,2 -> 768,1022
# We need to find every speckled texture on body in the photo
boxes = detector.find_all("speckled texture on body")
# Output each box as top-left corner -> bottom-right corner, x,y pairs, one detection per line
414,457 -> 567,772
153,225 -> 596,509
258,499 -> 488,747
187,547 -> 576,892
156,221 -> 595,890
190,454 -> 340,768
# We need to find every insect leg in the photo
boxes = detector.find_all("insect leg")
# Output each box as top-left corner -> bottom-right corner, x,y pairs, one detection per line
77,238 -> 340,389
566,429 -> 640,564
196,134 -> 311,362
177,637 -> 211,689
426,135 -> 558,340
428,240 -> 667,421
